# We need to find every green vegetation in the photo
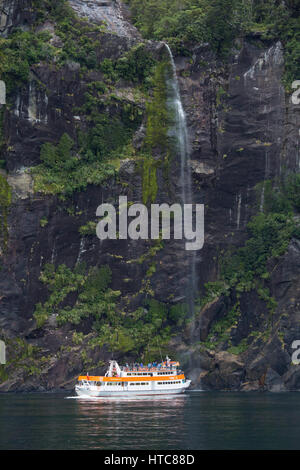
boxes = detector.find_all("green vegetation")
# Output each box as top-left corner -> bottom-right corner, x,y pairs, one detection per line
205,177 -> 300,304
100,43 -> 156,88
141,157 -> 159,204
144,61 -> 171,153
79,221 -> 97,236
32,0 -> 104,70
202,302 -> 242,350
248,0 -> 300,90
0,0 -> 118,185
140,61 -> 172,204
34,262 -> 186,359
30,1 -> 158,83
0,30 -> 54,93
0,0 -> 105,96
221,211 -> 295,294
72,331 -> 85,345
0,0 -> 147,98
32,93 -> 143,196
0,337 -> 50,381
0,1 -> 173,201
201,176 -> 300,351
40,217 -> 48,228
31,133 -> 116,198
0,2 -> 143,199
127,0 -> 270,55
78,105 -> 141,162
90,298 -> 187,360
34,263 -> 120,327
31,71 -> 143,197
169,303 -> 188,327
126,0 -> 300,85
31,0 -> 73,24
126,0 -> 242,55
227,338 -> 249,355
282,174 -> 300,212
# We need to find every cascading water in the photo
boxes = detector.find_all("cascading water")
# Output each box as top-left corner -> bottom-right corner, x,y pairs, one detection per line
164,44 -> 197,316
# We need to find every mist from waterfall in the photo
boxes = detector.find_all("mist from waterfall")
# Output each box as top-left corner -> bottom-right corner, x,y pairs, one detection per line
164,43 -> 197,317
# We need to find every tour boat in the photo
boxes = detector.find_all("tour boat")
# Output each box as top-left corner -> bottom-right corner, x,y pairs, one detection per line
75,357 -> 191,397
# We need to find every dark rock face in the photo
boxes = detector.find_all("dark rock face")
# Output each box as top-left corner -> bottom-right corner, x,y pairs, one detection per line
189,296 -> 230,342
68,0 -> 141,39
0,1 -> 300,391
171,36 -> 300,392
0,0 -> 32,37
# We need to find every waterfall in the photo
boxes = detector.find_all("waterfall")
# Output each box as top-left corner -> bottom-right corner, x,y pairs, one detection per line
164,44 -> 191,204
164,44 -> 197,316
76,238 -> 87,265
236,193 -> 242,229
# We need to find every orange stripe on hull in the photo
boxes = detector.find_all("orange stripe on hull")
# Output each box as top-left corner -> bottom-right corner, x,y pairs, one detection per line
78,374 -> 185,383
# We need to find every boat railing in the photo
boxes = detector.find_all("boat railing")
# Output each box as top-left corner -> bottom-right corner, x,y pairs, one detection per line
120,366 -> 181,374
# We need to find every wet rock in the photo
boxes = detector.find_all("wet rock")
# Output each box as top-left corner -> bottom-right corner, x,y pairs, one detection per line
68,0 -> 140,39
7,170 -> 34,200
283,367 -> 300,391
245,336 -> 290,383
119,158 -> 136,176
201,351 -> 245,390
190,160 -> 214,176
264,368 -> 286,392
199,297 -> 229,341
240,380 -> 260,392
133,124 -> 146,150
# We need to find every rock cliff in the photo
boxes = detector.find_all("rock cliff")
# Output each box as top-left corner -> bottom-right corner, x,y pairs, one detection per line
0,0 -> 299,391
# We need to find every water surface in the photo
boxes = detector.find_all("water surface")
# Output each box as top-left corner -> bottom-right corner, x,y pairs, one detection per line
0,391 -> 300,449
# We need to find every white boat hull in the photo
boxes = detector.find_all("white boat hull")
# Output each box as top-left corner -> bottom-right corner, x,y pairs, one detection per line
75,388 -> 187,397
75,380 -> 191,397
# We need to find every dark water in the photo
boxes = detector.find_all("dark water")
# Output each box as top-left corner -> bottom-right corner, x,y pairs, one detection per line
1,391 -> 300,449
